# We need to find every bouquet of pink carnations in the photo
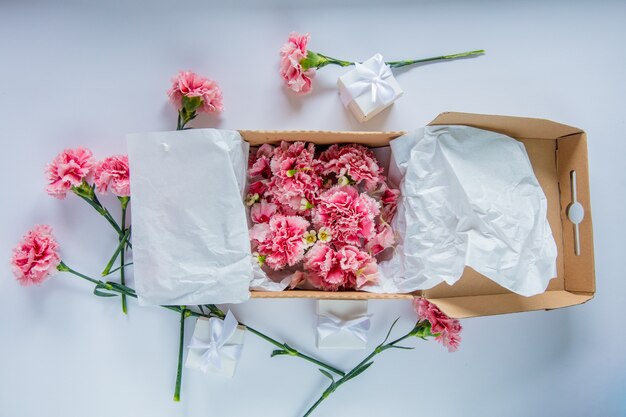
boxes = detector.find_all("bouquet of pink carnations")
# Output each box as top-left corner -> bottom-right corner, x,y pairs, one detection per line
247,141 -> 399,291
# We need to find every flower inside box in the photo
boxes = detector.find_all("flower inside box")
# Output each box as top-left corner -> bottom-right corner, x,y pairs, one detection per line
241,113 -> 596,317
127,112 -> 595,318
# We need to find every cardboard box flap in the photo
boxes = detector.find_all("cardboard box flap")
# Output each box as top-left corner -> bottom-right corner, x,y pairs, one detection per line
428,290 -> 593,319
429,112 -> 583,140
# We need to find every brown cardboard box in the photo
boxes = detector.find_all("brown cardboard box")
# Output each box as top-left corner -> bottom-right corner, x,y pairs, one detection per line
240,112 -> 595,318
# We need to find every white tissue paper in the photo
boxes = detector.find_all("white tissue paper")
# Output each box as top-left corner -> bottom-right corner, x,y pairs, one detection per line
127,129 -> 252,305
365,125 -> 557,297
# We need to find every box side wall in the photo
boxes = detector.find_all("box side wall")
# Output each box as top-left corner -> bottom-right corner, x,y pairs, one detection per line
557,133 -> 596,293
239,130 -> 402,147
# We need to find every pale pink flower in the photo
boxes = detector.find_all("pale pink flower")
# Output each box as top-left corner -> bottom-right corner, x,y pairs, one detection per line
289,270 -> 307,289
313,185 -> 380,246
94,155 -> 130,197
320,144 -> 384,191
304,243 -> 370,291
45,147 -> 95,199
413,298 -> 462,352
168,70 -> 223,113
250,201 -> 277,224
254,214 -> 310,269
356,260 -> 380,288
366,223 -> 395,255
279,32 -> 315,94
11,225 -> 61,286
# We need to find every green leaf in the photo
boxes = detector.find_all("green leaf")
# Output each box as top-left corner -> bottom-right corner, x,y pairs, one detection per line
93,283 -> 118,297
346,361 -> 374,381
389,345 -> 415,350
381,317 -> 400,345
270,349 -> 288,357
318,369 -> 335,382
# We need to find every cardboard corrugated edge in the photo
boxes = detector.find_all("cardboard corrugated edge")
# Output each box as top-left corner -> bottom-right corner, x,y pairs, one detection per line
241,112 -> 596,318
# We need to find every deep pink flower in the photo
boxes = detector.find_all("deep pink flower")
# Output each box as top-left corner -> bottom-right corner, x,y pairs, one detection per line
380,185 -> 400,223
248,180 -> 268,197
279,32 -> 315,94
304,243 -> 371,291
253,214 -> 310,269
168,70 -> 223,113
249,144 -> 275,179
320,144 -> 384,191
266,142 -> 322,213
250,200 -> 277,223
45,147 -> 95,199
94,155 -> 130,197
413,298 -> 462,352
313,185 -> 380,245
11,225 -> 61,286
366,223 -> 395,255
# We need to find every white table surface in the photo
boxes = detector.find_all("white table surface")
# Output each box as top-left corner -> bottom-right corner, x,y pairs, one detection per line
1,1 -> 625,416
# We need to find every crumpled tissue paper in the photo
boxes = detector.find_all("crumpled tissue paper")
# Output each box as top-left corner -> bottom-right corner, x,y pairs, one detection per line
365,125 -> 557,297
127,129 -> 252,305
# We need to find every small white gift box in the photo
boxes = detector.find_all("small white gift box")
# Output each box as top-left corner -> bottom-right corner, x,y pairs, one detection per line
185,312 -> 246,378
337,53 -> 403,123
316,300 -> 370,349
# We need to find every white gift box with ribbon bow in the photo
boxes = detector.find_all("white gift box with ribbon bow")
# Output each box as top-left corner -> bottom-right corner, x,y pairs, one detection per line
316,300 -> 370,349
337,53 -> 403,123
185,311 -> 246,378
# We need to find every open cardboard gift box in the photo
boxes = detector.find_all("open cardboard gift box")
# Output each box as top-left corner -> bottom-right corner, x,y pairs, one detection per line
241,112 -> 595,318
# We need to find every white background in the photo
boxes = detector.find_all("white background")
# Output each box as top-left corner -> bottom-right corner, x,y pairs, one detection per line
1,1 -> 625,416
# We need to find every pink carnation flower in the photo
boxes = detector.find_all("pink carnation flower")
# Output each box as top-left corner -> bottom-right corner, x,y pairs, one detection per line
413,298 -> 462,352
248,180 -> 268,197
366,223 -> 395,255
11,225 -> 61,286
94,155 -> 130,197
252,214 -> 310,269
356,260 -> 380,288
46,147 -> 95,199
250,200 -> 277,223
266,142 -> 322,213
248,144 -> 275,179
168,70 -> 223,113
304,243 -> 371,291
320,144 -> 384,191
380,185 -> 400,223
313,185 -> 380,245
279,32 -> 315,94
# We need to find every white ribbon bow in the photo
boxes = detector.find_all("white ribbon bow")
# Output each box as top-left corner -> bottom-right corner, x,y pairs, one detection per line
317,313 -> 372,342
188,310 -> 243,372
345,53 -> 395,105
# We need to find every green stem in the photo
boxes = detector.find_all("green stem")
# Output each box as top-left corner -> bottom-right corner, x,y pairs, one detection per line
302,326 -> 420,417
315,52 -> 354,68
103,262 -> 133,277
102,228 -> 131,276
177,109 -> 196,130
173,307 -> 187,402
57,266 -> 344,380
120,199 -> 128,314
245,326 -> 345,377
57,262 -> 101,286
314,49 -> 485,69
386,49 -> 485,68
